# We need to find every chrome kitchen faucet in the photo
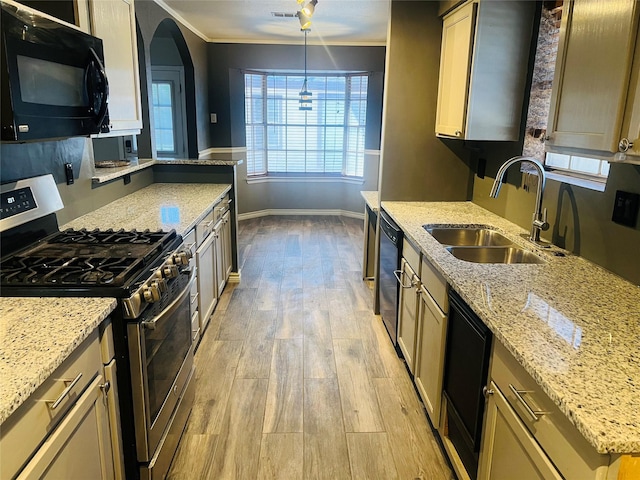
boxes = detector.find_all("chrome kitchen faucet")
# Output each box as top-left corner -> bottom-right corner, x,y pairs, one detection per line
490,156 -> 549,245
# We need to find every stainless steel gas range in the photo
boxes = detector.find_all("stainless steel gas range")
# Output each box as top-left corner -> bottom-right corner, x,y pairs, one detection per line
0,175 -> 195,480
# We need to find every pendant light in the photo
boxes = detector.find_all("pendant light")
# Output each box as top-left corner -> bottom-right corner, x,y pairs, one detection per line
299,29 -> 312,111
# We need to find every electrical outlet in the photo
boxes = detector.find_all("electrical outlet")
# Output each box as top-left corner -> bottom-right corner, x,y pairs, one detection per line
210,113 -> 217,123
612,190 -> 639,227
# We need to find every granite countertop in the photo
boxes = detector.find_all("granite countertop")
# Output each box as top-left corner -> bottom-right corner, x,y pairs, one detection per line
92,157 -> 244,184
382,201 -> 640,454
360,191 -> 379,212
63,183 -> 232,235
0,297 -> 117,424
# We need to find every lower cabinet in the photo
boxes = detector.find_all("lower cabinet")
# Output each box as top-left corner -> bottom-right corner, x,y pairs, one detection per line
479,341 -> 614,480
1,328 -> 119,480
221,210 -> 233,281
414,281 -> 448,428
478,382 -> 562,480
18,375 -> 115,480
196,225 -> 217,334
397,257 -> 420,372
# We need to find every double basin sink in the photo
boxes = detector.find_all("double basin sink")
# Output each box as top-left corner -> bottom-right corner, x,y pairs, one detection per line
424,226 -> 545,264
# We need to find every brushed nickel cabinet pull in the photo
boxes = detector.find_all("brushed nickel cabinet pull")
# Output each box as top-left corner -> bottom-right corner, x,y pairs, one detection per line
47,373 -> 83,410
509,383 -> 550,421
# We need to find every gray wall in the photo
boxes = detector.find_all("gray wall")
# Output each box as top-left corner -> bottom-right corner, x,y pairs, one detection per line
379,1 -> 473,202
206,43 -> 386,216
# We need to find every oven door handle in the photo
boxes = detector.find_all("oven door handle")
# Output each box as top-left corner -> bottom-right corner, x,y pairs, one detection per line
142,270 -> 196,330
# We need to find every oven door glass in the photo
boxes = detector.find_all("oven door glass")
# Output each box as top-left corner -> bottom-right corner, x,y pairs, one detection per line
143,278 -> 192,422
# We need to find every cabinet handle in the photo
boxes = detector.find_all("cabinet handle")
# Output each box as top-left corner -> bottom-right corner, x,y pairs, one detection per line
454,130 -> 462,136
205,220 -> 215,228
47,373 -> 83,410
619,138 -> 634,152
393,269 -> 413,288
509,384 -> 550,422
99,381 -> 111,394
191,292 -> 199,304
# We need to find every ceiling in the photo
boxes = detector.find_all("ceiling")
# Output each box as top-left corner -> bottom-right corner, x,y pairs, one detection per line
155,0 -> 391,45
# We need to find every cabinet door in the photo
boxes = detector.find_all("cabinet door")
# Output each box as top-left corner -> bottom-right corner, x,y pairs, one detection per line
17,376 -> 115,480
414,285 -> 447,428
397,258 -> 419,373
478,382 -> 562,480
222,210 -> 233,280
213,220 -> 226,296
196,232 -> 217,332
435,1 -> 476,138
88,0 -> 142,134
546,0 -> 640,152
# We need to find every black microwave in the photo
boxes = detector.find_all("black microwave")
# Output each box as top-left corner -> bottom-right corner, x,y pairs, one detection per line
1,0 -> 109,142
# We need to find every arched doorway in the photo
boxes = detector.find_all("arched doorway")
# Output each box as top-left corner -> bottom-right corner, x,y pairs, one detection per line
148,19 -> 198,159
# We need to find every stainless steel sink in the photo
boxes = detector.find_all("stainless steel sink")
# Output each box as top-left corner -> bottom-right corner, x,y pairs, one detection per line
424,226 -> 514,247
445,246 -> 545,264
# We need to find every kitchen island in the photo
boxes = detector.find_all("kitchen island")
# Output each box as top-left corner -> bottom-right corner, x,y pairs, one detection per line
382,201 -> 640,457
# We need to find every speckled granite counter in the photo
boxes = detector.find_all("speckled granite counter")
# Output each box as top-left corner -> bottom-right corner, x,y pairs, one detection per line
0,297 -> 117,424
360,191 -> 379,211
92,157 -> 244,184
63,183 -> 232,235
382,201 -> 640,454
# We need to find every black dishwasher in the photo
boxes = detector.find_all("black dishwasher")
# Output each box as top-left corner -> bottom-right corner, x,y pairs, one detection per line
378,210 -> 402,347
443,290 -> 492,480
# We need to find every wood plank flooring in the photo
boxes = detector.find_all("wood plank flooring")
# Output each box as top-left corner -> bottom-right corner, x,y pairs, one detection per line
167,215 -> 454,480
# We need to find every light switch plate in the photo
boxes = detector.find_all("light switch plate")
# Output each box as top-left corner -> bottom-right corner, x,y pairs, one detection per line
210,113 -> 217,123
612,190 -> 639,227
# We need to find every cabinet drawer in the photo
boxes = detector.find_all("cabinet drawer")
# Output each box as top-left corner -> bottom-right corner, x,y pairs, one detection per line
0,330 -> 102,479
213,193 -> 231,222
402,238 -> 421,274
491,341 -> 610,480
421,257 -> 448,313
191,310 -> 200,345
196,210 -> 215,246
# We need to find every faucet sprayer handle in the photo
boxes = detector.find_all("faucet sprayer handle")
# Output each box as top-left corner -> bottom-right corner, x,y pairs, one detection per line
533,208 -> 550,231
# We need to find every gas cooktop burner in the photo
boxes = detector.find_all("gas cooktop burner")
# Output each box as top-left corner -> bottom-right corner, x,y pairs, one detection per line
51,228 -> 170,245
0,228 -> 179,289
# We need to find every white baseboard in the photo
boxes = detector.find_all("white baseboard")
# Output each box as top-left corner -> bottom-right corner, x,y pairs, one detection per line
238,209 -> 364,221
198,146 -> 247,157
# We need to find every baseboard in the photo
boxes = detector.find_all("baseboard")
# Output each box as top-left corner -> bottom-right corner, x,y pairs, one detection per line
228,271 -> 241,283
198,147 -> 247,157
237,209 -> 364,221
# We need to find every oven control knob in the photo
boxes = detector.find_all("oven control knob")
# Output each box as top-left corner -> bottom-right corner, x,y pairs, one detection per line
142,284 -> 161,303
173,250 -> 191,266
152,278 -> 167,294
163,264 -> 179,279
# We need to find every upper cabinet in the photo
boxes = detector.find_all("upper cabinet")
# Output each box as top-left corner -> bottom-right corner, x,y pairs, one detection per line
546,0 -> 640,156
435,0 -> 536,141
78,0 -> 143,136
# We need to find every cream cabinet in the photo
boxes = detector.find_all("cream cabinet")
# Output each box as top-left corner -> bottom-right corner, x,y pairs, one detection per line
0,329 -> 118,480
221,209 -> 233,282
546,0 -> 640,155
413,257 -> 448,429
397,239 -> 421,373
196,209 -> 218,335
478,381 -> 563,480
478,341 -> 616,480
78,0 -> 142,136
435,0 -> 535,141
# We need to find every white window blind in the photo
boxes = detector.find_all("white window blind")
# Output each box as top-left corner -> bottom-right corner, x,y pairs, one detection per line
245,72 -> 368,177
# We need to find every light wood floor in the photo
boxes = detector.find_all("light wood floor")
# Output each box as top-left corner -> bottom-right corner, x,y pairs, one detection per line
167,215 -> 454,480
